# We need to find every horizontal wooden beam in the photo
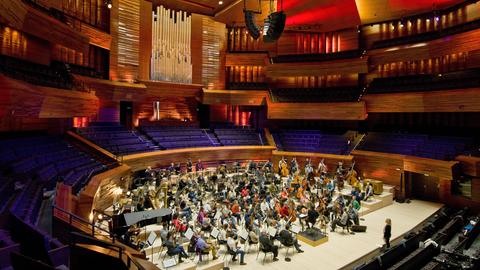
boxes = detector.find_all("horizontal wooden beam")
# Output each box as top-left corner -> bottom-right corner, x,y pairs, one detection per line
267,98 -> 367,120
265,57 -> 368,77
364,88 -> 480,113
202,89 -> 268,105
122,145 -> 276,171
226,53 -> 269,66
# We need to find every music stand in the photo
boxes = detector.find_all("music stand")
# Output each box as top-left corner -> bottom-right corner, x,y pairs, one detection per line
147,231 -> 157,263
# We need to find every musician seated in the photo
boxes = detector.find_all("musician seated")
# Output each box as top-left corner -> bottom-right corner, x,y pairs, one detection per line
279,225 -> 303,253
331,208 -> 352,233
218,224 -> 228,245
172,214 -> 187,232
226,233 -> 247,265
364,183 -> 374,201
164,233 -> 189,263
195,233 -> 218,261
248,228 -> 259,244
259,231 -> 279,262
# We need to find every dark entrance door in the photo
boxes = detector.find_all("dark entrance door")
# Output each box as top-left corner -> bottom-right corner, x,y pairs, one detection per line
407,172 -> 440,202
120,101 -> 133,129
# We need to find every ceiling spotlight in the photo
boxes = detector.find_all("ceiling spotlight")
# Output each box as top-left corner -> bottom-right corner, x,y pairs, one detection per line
426,18 -> 430,22
435,16 -> 440,22
219,0 -> 223,4
105,0 -> 112,9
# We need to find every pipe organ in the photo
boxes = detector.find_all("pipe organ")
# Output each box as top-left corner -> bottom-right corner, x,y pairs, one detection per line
151,6 -> 192,83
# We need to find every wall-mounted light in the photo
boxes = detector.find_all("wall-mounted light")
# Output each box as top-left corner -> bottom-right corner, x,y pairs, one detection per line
105,0 -> 112,9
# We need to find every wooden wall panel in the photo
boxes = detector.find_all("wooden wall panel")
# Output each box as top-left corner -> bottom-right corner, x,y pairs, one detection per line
267,99 -> 367,120
136,97 -> 199,123
0,25 -> 51,65
191,14 -> 227,89
364,88 -> 480,113
123,146 -> 275,171
142,80 -> 202,98
0,75 -> 98,130
72,22 -> 112,50
138,0 -> 152,81
265,57 -> 368,77
352,150 -> 404,186
455,155 -> 480,177
225,53 -> 269,66
404,156 -> 457,179
38,87 -> 99,118
202,89 -> 267,106
369,28 -> 480,66
109,0 -> 140,82
0,0 -> 89,53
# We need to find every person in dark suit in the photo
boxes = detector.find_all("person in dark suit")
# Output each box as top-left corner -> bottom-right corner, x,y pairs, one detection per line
307,205 -> 319,229
259,231 -> 279,261
384,218 -> 392,248
279,225 -> 303,253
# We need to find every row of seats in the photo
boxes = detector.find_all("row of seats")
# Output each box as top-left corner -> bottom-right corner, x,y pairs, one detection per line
270,86 -> 361,103
354,207 -> 463,270
139,126 -> 266,149
0,54 -> 73,90
357,132 -> 474,161
78,123 -> 157,155
271,129 -> 351,155
368,69 -> 480,94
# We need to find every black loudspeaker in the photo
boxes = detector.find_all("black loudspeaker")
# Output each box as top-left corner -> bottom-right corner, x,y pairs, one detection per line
351,225 -> 367,232
244,10 -> 261,39
263,11 -> 286,43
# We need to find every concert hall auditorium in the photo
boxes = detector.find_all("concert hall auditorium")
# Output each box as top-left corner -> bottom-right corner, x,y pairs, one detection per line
1,0 -> 480,269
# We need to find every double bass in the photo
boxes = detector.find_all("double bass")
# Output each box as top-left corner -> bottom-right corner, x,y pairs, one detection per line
281,162 -> 289,177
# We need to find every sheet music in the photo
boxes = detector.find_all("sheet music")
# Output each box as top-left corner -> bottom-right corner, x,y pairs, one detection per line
239,229 -> 248,240
163,258 -> 177,268
291,224 -> 301,234
210,227 -> 220,239
185,228 -> 194,240
147,231 -> 157,246
268,227 -> 277,237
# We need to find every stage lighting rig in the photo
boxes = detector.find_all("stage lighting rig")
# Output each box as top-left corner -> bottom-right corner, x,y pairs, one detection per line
243,0 -> 262,40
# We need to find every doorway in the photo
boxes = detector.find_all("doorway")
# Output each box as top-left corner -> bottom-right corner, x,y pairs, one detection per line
405,171 -> 440,202
120,101 -> 133,129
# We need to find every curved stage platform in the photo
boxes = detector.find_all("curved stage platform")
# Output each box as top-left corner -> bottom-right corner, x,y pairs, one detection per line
145,200 -> 442,270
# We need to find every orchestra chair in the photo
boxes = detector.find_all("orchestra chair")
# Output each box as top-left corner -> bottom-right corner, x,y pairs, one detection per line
256,243 -> 275,264
247,235 -> 259,253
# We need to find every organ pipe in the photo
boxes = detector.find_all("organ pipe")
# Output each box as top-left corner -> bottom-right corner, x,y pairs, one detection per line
151,6 -> 192,83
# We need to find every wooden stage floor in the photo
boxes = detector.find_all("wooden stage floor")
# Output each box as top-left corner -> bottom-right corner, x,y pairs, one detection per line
147,200 -> 442,270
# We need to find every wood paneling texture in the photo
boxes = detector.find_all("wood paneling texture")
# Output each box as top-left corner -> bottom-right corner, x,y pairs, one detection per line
0,25 -> 51,65
123,146 -> 275,171
137,97 -> 199,123
276,28 -> 358,55
72,22 -> 112,50
361,1 -> 480,47
138,0 -> 152,81
0,75 -> 98,130
0,0 -> 89,53
109,0 -> 140,82
273,74 -> 358,88
202,89 -> 268,106
352,150 -> 458,189
368,28 -> 480,66
272,150 -> 353,173
404,157 -> 457,179
455,155 -> 480,177
142,80 -> 203,98
267,99 -> 367,120
364,88 -> 480,113
265,57 -> 368,77
225,53 -> 269,66
352,150 -> 405,186
191,14 -> 227,89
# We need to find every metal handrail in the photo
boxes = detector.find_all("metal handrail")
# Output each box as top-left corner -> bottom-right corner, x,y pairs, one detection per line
53,204 -> 148,270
